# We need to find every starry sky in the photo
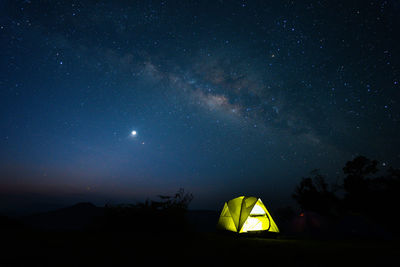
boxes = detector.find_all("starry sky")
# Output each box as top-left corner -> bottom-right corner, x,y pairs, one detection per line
1,0 -> 399,211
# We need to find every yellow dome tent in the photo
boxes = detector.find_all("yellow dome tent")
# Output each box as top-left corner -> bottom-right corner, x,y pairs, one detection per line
217,196 -> 279,233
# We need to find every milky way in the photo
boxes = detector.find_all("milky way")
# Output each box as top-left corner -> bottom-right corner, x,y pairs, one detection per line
1,0 -> 399,210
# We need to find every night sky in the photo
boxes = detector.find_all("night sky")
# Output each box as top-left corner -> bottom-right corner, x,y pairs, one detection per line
1,0 -> 399,212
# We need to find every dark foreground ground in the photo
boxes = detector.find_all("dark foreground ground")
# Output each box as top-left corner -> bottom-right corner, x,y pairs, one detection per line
1,204 -> 398,267
2,228 -> 398,267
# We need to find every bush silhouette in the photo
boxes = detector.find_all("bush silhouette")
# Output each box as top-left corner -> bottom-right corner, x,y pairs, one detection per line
99,188 -> 193,233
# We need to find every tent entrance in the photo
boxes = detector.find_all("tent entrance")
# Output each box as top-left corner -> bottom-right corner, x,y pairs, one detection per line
240,201 -> 270,233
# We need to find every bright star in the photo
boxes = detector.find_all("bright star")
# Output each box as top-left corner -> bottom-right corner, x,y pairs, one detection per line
131,130 -> 137,136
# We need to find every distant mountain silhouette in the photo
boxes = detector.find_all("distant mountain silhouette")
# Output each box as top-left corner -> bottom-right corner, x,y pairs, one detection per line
23,202 -> 104,230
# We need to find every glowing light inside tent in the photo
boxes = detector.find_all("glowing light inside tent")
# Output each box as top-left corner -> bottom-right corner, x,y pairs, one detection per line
250,204 -> 265,215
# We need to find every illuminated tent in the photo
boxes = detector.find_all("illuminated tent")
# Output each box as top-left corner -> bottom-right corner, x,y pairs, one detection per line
217,196 -> 279,233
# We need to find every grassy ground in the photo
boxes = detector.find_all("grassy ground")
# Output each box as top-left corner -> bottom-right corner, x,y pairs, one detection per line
2,229 -> 398,267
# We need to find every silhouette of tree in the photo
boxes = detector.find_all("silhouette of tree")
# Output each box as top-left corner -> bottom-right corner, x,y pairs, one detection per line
293,156 -> 400,236
292,169 -> 339,216
342,157 -> 400,235
342,156 -> 379,213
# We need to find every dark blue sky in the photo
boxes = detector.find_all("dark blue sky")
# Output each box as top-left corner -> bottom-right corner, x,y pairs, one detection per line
1,0 -> 399,212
